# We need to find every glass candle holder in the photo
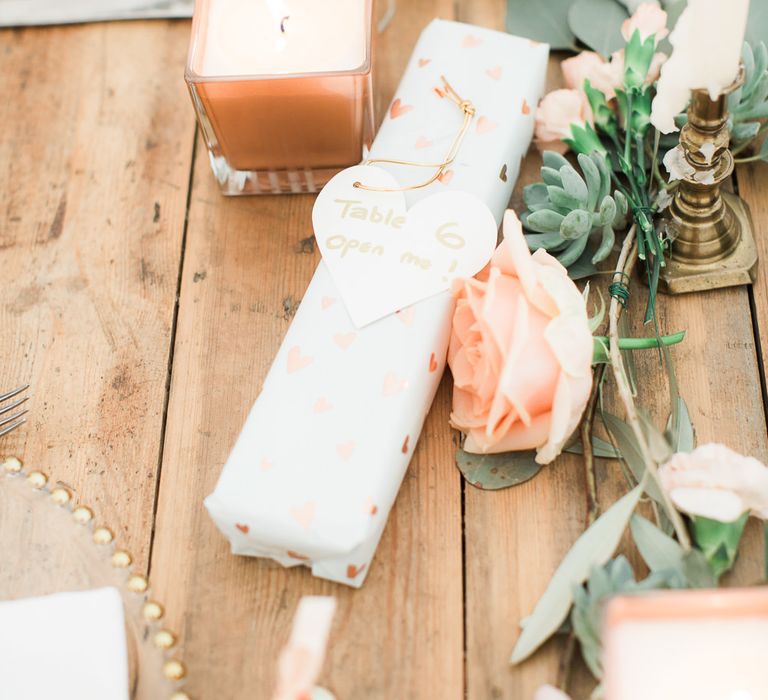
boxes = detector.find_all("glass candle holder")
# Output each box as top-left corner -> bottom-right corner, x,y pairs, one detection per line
603,588 -> 768,700
185,0 -> 375,195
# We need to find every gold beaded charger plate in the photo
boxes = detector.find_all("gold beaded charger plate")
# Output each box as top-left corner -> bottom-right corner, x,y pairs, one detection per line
0,457 -> 189,700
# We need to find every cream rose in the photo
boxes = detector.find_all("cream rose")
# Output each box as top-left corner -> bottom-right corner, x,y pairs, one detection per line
659,443 -> 768,522
534,88 -> 594,154
448,210 -> 593,465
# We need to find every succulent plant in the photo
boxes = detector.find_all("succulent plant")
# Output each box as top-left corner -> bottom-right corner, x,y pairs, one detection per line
729,41 -> 768,153
522,151 -> 628,274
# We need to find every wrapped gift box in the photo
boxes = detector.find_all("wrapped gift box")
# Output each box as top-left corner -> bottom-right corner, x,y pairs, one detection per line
205,18 -> 549,587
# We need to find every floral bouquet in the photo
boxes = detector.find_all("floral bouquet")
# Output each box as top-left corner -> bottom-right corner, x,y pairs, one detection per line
446,2 -> 768,696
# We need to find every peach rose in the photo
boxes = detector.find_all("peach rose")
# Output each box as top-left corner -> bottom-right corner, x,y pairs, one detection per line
534,89 -> 594,154
621,2 -> 669,44
448,210 -> 593,465
562,51 -> 624,99
659,444 -> 768,522
562,50 -> 666,99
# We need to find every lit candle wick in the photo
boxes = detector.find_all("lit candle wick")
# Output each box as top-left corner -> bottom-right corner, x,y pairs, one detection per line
280,15 -> 290,34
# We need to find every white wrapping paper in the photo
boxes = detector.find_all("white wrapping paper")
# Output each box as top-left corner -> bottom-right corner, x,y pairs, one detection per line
205,18 -> 548,587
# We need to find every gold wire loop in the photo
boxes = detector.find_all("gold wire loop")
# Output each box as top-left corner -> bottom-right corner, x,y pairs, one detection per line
353,75 -> 476,193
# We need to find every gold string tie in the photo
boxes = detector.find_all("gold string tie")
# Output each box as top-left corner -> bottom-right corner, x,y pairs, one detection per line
353,75 -> 476,193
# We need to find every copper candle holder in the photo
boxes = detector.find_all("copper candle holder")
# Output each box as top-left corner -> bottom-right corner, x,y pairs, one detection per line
659,69 -> 758,293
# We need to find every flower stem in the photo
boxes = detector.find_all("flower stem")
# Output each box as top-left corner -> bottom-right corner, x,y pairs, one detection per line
608,225 -> 692,551
594,331 -> 686,350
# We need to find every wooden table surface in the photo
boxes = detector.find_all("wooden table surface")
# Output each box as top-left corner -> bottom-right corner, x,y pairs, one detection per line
2,2 -> 766,698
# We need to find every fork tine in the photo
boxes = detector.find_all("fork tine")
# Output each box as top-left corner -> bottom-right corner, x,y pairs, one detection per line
0,396 -> 28,418
0,418 -> 25,438
0,409 -> 28,429
0,385 -> 29,403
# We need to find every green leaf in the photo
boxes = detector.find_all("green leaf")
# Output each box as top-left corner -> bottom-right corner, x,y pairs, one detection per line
630,514 -> 685,574
523,182 -> 550,208
691,513 -> 749,580
548,185 -> 584,211
681,548 -> 718,588
666,396 -> 695,453
557,232 -> 590,267
525,232 -> 568,252
543,151 -> 572,170
601,412 -> 665,504
455,449 -> 542,490
567,244 -> 599,280
560,165 -> 589,205
567,0 -> 628,57
578,153 -> 602,211
541,166 -> 564,187
506,0 -> 578,50
561,209 -> 593,239
565,436 -> 622,459
510,486 -> 643,664
526,209 -> 566,233
731,121 -> 761,144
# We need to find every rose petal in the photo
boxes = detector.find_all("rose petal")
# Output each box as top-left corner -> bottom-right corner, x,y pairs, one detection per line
669,487 -> 747,523
464,412 -> 552,454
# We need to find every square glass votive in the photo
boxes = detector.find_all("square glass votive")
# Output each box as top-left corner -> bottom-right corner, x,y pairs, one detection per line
603,588 -> 768,700
185,0 -> 374,195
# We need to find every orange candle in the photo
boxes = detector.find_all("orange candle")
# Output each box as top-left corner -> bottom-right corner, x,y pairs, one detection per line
603,588 -> 768,700
186,0 -> 374,195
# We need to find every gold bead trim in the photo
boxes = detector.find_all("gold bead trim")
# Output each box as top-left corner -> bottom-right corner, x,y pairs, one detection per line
127,574 -> 149,594
93,527 -> 114,545
112,549 -> 132,568
163,659 -> 186,682
2,456 -> 23,473
27,471 -> 47,489
154,630 -> 177,650
143,600 -> 164,621
73,505 -> 94,524
2,461 -> 189,699
50,486 -> 71,506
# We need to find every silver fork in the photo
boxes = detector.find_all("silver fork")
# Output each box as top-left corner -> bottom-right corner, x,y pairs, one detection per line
0,385 -> 29,438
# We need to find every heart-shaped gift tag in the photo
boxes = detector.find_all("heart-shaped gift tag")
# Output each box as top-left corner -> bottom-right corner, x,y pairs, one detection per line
312,165 -> 497,327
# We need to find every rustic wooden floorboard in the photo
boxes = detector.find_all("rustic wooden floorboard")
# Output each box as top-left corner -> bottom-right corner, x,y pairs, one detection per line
148,2 -> 464,699
0,21 -> 193,567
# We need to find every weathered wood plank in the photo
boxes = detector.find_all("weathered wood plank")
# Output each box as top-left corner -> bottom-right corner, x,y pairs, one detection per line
0,22 -> 194,566
148,2 -> 464,698
0,1 -> 192,27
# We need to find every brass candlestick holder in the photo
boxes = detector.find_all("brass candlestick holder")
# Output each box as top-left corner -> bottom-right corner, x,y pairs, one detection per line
658,69 -> 758,294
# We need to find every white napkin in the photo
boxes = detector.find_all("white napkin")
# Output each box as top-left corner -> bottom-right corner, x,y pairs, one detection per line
0,587 -> 129,700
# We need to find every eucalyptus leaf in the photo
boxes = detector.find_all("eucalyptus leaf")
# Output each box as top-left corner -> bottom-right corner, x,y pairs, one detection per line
455,449 -> 542,490
506,0 -> 578,50
601,412 -> 665,504
510,486 -> 642,664
568,0 -> 628,57
666,396 -> 695,453
630,514 -> 685,575
565,436 -> 622,459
